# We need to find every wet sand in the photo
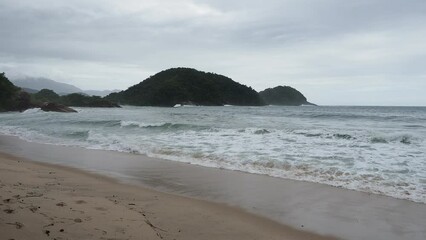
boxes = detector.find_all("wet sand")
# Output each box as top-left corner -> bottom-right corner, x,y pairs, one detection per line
0,152 -> 335,240
1,135 -> 425,240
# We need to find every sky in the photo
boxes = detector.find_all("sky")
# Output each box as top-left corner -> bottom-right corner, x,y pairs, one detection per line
0,0 -> 425,106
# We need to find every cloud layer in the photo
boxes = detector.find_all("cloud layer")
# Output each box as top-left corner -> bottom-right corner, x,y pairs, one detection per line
1,0 -> 425,105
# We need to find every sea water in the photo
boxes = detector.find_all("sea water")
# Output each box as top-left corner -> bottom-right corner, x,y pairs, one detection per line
0,105 -> 425,203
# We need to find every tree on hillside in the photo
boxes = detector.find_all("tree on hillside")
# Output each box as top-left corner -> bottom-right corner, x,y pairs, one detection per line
0,72 -> 20,111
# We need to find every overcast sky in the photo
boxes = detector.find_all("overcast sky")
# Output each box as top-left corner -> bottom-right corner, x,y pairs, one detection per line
1,0 -> 425,105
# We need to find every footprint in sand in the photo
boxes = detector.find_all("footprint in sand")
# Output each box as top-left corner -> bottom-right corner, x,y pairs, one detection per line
3,209 -> 14,214
25,192 -> 43,198
3,198 -> 14,204
6,222 -> 24,229
56,202 -> 67,207
29,206 -> 39,213
75,200 -> 87,204
94,207 -> 107,211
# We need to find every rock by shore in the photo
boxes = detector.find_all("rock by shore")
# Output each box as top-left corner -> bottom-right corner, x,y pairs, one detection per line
40,102 -> 77,113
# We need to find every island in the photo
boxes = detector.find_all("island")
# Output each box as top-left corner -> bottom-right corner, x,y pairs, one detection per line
259,86 -> 315,106
105,68 -> 264,107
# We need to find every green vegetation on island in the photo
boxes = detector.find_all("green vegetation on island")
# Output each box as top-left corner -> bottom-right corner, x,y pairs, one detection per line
32,89 -> 120,108
0,72 -> 19,111
1,73 -> 119,112
0,73 -> 35,112
1,69 -> 316,112
259,86 -> 315,106
59,93 -> 120,108
106,68 -> 264,107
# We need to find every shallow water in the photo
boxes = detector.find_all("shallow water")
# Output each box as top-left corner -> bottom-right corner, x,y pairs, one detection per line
0,105 -> 425,202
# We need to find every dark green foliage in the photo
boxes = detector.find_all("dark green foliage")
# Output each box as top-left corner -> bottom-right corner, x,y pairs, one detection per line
31,89 -> 119,108
0,72 -> 21,111
105,68 -> 264,107
32,89 -> 60,103
60,93 -> 119,108
259,86 -> 310,106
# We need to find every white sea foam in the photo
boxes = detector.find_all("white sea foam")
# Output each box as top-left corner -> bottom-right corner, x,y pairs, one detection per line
22,108 -> 42,114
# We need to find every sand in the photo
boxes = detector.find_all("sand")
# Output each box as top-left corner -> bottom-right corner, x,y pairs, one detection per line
0,152 -> 336,240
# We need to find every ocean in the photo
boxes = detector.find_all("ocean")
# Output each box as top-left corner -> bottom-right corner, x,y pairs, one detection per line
0,105 -> 425,203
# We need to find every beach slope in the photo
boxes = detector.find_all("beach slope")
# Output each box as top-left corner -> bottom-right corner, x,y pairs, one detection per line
0,153 -> 335,240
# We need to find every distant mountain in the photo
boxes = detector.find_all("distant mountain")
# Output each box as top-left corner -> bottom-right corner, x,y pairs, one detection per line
12,77 -> 82,95
21,87 -> 39,94
12,77 -> 119,97
84,89 -> 120,97
105,68 -> 264,107
259,86 -> 315,106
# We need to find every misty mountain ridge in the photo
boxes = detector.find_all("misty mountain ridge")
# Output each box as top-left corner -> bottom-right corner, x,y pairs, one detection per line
84,89 -> 121,97
11,77 -> 118,97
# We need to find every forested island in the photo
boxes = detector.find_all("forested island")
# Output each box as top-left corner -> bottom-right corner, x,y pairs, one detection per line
105,68 -> 264,107
1,68 -> 315,112
259,86 -> 315,106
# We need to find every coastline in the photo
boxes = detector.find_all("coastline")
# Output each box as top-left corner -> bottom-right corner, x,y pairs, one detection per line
1,134 -> 425,240
0,151 -> 334,240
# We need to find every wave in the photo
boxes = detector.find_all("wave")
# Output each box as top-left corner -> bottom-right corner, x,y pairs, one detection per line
333,133 -> 354,140
65,130 -> 90,139
292,129 -> 419,145
71,120 -> 121,127
294,112 -> 420,123
22,108 -> 42,114
403,124 -> 426,129
371,134 -> 415,145
147,146 -> 425,203
120,121 -> 209,131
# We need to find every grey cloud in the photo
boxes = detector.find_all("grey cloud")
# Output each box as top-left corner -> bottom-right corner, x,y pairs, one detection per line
0,0 -> 425,105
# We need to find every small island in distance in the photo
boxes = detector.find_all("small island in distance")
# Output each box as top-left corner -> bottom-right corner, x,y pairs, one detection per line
260,86 -> 316,106
1,68 -> 315,112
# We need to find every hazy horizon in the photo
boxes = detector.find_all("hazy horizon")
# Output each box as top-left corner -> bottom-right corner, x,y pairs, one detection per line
1,0 -> 425,106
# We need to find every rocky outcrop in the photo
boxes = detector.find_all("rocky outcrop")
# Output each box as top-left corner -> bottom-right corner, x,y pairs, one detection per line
14,91 -> 38,111
40,102 -> 77,113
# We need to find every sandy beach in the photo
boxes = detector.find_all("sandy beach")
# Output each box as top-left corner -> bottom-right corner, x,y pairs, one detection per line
0,152 -> 336,240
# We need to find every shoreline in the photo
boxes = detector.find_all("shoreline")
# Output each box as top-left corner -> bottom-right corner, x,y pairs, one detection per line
1,134 -> 426,240
0,151 -> 335,240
